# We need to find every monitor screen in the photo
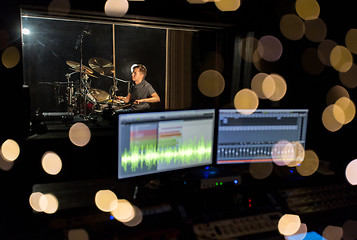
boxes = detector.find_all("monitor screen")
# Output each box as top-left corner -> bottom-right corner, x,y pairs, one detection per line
216,109 -> 308,164
118,109 -> 216,179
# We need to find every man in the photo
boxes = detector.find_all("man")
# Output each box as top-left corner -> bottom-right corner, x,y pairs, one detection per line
117,64 -> 160,111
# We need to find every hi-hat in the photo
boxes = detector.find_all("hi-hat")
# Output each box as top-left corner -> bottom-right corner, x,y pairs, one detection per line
88,57 -> 115,75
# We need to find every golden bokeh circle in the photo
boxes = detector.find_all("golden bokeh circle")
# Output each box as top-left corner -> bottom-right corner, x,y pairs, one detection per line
251,73 -> 275,99
1,46 -> 20,69
304,18 -> 327,42
296,150 -> 319,176
326,85 -> 350,106
286,142 -> 305,167
345,28 -> 357,54
280,14 -> 305,41
41,151 -> 62,175
345,159 -> 357,185
39,193 -> 59,214
68,229 -> 89,240
1,139 -> 20,162
69,122 -> 91,147
29,192 -> 44,212
111,199 -> 135,222
295,0 -> 320,20
104,0 -> 129,17
214,0 -> 241,12
123,205 -> 143,227
330,46 -> 353,73
233,89 -> 259,115
198,70 -> 225,97
278,214 -> 301,236
95,189 -> 118,212
268,73 -> 287,101
322,104 -> 344,132
322,225 -> 343,240
318,39 -> 337,66
335,97 -> 355,125
339,63 -> 357,89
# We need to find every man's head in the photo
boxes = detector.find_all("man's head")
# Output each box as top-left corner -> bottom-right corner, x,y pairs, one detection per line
131,64 -> 147,82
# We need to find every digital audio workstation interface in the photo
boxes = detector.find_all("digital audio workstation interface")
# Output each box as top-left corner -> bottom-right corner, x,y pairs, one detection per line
216,109 -> 309,164
118,109 -> 215,179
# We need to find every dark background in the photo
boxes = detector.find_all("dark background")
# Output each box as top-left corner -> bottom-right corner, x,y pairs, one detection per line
2,0 -> 357,239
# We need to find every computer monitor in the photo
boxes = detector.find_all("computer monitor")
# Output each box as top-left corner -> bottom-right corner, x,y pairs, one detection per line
216,109 -> 308,164
118,109 -> 216,179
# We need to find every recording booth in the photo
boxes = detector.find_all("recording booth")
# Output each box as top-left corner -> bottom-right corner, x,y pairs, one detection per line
7,5 -> 357,240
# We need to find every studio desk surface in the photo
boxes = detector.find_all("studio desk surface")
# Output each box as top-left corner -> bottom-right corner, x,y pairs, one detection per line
14,168 -> 357,240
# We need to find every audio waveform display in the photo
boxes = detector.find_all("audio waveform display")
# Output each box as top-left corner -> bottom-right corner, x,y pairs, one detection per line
121,136 -> 212,172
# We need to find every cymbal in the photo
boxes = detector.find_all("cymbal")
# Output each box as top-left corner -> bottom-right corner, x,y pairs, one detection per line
66,60 -> 94,74
88,57 -> 115,75
89,88 -> 110,103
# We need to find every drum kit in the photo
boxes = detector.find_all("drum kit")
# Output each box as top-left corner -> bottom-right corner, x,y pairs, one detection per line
49,57 -> 130,119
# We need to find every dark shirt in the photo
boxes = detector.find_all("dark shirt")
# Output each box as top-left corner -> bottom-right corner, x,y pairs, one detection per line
129,79 -> 156,111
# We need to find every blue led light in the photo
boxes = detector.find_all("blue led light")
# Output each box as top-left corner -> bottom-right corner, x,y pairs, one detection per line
234,180 -> 238,184
110,215 -> 114,220
205,166 -> 210,170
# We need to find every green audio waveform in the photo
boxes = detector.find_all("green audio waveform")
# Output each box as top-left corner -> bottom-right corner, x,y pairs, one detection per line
121,136 -> 212,172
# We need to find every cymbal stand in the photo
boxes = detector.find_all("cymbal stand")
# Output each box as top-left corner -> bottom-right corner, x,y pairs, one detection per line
65,72 -> 76,113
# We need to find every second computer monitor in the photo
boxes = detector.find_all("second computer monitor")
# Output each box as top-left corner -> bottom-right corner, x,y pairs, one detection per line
216,109 -> 308,164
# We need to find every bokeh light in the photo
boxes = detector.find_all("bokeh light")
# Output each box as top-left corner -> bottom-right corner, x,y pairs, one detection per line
295,0 -> 320,20
339,63 -> 357,88
122,205 -> 143,227
68,229 -> 89,240
268,73 -> 287,101
280,14 -> 305,41
95,189 -> 118,212
326,85 -> 350,106
2,46 -> 20,69
304,18 -> 327,42
345,159 -> 357,185
284,223 -> 307,240
238,36 -> 259,62
214,0 -> 241,12
250,72 -> 275,99
278,214 -> 301,236
322,225 -> 343,240
41,151 -> 62,175
301,48 -> 324,75
69,122 -> 91,147
105,0 -> 129,17
29,192 -> 44,212
249,162 -> 273,179
345,28 -> 357,55
286,142 -> 305,167
233,89 -> 259,115
322,104 -> 344,132
330,45 -> 353,73
197,70 -> 225,97
272,140 -> 294,166
1,139 -> 20,162
111,199 -> 135,222
48,0 -> 71,15
342,220 -> 357,240
257,35 -> 283,62
39,193 -> 59,214
0,29 -> 10,50
334,97 -> 355,125
318,39 -> 337,66
296,150 -> 319,176
0,153 -> 14,171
